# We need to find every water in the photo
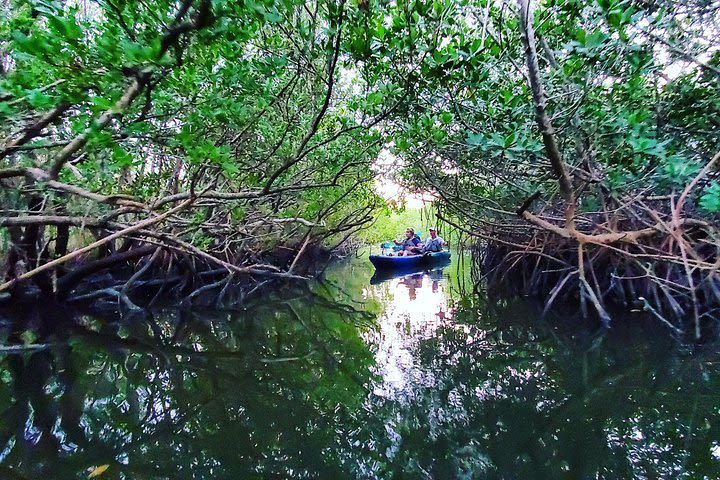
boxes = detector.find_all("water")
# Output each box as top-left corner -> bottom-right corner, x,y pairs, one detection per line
1,252 -> 719,479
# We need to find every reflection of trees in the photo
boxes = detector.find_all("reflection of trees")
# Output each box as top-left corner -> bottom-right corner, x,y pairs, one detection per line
348,299 -> 720,479
3,269 -> 719,479
0,284 -> 375,479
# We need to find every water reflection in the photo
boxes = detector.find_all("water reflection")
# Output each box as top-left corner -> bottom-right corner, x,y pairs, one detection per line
0,255 -> 719,479
365,268 -> 459,400
352,262 -> 720,479
0,284 -> 376,479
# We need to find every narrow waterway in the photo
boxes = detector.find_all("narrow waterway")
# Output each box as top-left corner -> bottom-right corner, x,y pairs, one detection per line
0,252 -> 719,479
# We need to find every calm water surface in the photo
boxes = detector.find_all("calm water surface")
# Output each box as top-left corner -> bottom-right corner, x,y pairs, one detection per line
1,252 -> 719,479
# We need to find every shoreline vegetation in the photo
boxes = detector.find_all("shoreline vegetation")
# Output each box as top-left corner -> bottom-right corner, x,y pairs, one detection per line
1,0 -> 387,308
378,0 -> 720,340
473,2 -> 720,340
2,0 -> 720,339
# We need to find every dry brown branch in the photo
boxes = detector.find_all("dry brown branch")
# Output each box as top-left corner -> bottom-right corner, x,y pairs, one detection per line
517,0 -> 575,212
0,195 -> 197,293
1,103 -> 71,160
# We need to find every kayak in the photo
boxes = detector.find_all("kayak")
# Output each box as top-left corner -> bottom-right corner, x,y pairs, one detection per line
369,250 -> 451,270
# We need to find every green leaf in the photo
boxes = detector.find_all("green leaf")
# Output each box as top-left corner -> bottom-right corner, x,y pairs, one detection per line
47,14 -> 82,43
263,9 -> 283,23
366,91 -> 383,107
439,112 -> 453,124
700,182 -> 720,213
222,161 -> 240,175
466,132 -> 484,146
27,90 -> 52,108
112,147 -> 134,168
395,137 -> 410,151
503,132 -> 516,148
12,31 -> 49,55
91,96 -> 114,111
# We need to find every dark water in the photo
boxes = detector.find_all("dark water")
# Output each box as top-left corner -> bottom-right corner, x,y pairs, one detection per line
1,252 -> 720,479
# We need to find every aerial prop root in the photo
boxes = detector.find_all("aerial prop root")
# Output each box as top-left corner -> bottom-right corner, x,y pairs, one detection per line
478,189 -> 720,339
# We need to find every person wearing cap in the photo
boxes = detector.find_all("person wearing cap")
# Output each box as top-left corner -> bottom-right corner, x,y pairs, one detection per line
420,227 -> 446,253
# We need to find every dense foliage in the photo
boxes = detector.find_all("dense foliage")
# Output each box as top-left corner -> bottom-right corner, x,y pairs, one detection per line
364,0 -> 720,214
351,0 -> 720,335
1,0 -> 395,298
1,0 -> 719,334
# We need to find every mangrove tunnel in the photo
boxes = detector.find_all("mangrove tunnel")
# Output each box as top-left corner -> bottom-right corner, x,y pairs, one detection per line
1,0 -> 720,478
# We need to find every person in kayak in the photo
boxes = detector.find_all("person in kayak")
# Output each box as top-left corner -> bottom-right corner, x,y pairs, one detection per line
416,227 -> 446,254
394,228 -> 421,256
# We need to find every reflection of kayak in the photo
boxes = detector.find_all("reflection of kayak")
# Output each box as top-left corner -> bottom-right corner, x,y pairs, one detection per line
370,263 -> 450,285
369,250 -> 451,270
426,267 -> 447,282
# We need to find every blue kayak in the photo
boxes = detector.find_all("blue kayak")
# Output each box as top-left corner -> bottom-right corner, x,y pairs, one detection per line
369,250 -> 451,270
